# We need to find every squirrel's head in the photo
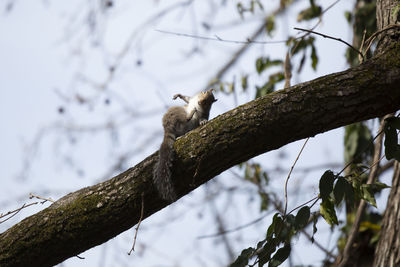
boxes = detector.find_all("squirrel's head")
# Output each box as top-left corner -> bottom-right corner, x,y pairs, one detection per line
199,88 -> 217,105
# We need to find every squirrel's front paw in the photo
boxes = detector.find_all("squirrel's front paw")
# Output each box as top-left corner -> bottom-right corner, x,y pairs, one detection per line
200,120 -> 207,126
172,94 -> 181,100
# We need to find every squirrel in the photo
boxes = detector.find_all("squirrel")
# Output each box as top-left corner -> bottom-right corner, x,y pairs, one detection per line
153,88 -> 217,202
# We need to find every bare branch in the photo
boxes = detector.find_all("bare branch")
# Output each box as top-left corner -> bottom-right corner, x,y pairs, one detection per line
29,193 -> 55,204
197,211 -> 274,239
363,24 -> 400,58
284,138 -> 309,215
0,202 -> 38,224
294,27 -> 364,61
128,192 -> 144,255
155,29 -> 289,45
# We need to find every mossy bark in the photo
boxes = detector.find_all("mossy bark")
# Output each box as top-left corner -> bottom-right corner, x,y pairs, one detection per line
1,43 -> 400,267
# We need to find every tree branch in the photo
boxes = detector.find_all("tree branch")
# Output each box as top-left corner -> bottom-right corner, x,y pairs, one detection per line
1,44 -> 400,267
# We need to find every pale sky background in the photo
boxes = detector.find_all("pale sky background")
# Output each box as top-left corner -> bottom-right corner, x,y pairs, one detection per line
1,1 -> 388,267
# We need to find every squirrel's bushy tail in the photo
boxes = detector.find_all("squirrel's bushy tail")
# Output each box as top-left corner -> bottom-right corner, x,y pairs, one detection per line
153,133 -> 177,202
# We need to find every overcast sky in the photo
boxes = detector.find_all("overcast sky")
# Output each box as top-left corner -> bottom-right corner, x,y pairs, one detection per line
0,1 -> 360,266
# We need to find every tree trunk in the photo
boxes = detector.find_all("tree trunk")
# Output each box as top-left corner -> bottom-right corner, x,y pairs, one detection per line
372,0 -> 400,266
373,162 -> 400,267
376,0 -> 400,54
1,23 -> 400,267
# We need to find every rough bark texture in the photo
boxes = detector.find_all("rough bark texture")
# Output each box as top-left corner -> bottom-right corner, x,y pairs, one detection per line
376,0 -> 400,54
373,162 -> 400,267
1,42 -> 400,267
372,1 -> 400,266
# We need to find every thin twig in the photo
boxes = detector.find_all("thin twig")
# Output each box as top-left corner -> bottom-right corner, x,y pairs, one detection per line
197,210 -> 274,239
0,202 -> 38,223
289,0 -> 342,57
363,24 -> 400,57
203,0 -> 301,90
207,186 -> 235,260
287,196 -> 320,216
284,138 -> 309,215
1,193 -> 55,224
204,0 -> 340,90
29,193 -> 55,203
294,27 -> 364,61
301,228 -> 335,259
271,199 -> 333,260
359,29 -> 367,63
128,192 -> 145,255
378,160 -> 395,176
156,29 -> 289,45
96,0 -> 194,90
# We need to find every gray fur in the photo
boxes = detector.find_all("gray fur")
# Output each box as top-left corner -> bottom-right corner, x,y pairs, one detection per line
153,89 -> 217,202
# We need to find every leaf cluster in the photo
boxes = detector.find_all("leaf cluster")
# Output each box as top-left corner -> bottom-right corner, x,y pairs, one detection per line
240,162 -> 271,211
230,207 -> 315,267
297,0 -> 322,22
237,0 -> 264,19
318,170 -> 390,226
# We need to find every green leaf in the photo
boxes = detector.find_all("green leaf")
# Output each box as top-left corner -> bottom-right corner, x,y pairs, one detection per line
236,3 -> 244,19
268,244 -> 291,267
319,170 -> 335,202
255,57 -> 283,74
344,123 -> 374,164
228,82 -> 235,93
265,15 -> 275,36
255,72 -> 284,98
258,239 -> 277,266
333,177 -> 346,205
310,44 -> 318,70
369,181 -> 391,191
230,247 -> 255,267
241,75 -> 248,91
285,214 -> 295,227
260,192 -> 270,211
387,117 -> 400,129
384,118 -> 400,161
361,184 -> 377,207
291,37 -> 315,55
219,82 -> 225,92
255,83 -> 274,98
344,11 -> 353,23
320,199 -> 338,226
294,206 -> 310,230
297,0 -> 322,22
277,223 -> 290,242
267,213 -> 283,238
297,51 -> 306,73
351,178 -> 363,202
311,214 -> 318,243
257,239 -> 267,250
343,177 -> 355,206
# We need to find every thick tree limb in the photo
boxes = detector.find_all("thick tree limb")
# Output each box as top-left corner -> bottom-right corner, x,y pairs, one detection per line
1,43 -> 400,267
